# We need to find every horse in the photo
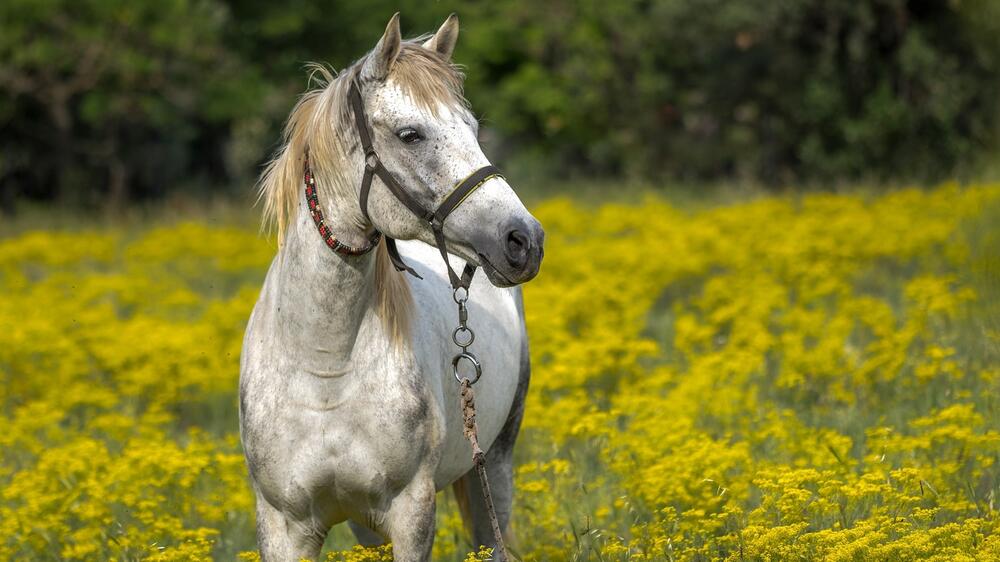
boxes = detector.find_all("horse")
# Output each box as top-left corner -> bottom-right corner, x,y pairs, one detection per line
239,13 -> 544,562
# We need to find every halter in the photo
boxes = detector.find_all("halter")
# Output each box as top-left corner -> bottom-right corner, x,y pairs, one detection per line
349,78 -> 503,289
304,79 -> 501,289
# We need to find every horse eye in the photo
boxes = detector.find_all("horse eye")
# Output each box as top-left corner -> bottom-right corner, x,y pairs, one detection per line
397,128 -> 423,144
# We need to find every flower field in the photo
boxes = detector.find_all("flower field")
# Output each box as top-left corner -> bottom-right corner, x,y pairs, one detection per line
2,184 -> 999,561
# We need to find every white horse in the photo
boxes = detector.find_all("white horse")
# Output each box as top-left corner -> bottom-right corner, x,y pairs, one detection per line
239,13 -> 544,562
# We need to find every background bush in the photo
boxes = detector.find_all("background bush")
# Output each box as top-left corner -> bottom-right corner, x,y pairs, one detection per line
2,0 -> 1000,208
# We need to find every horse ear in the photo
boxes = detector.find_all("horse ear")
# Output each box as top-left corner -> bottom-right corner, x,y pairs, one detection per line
422,13 -> 459,61
363,13 -> 402,80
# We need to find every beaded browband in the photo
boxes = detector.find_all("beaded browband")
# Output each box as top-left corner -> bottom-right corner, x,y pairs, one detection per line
303,156 -> 383,255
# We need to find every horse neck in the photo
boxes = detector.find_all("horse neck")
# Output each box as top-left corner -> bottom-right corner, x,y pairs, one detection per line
270,187 -> 376,367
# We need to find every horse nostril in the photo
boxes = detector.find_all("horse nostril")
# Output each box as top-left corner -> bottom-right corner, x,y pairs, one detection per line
505,229 -> 530,268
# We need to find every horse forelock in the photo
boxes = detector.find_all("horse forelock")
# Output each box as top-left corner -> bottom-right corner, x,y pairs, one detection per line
258,40 -> 468,239
388,41 -> 469,115
257,40 -> 466,347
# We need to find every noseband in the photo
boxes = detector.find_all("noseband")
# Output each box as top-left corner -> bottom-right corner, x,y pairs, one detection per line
302,79 -> 503,290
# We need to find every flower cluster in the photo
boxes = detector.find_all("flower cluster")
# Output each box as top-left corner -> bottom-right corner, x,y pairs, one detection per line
1,184 -> 997,560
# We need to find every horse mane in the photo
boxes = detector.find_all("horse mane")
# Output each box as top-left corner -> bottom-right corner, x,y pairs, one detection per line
257,41 -> 469,344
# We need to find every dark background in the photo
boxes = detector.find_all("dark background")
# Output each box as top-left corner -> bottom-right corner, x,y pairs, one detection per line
2,0 -> 999,212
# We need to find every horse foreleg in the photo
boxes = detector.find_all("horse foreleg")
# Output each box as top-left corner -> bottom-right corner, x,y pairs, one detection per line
255,492 -> 327,562
384,475 -> 437,562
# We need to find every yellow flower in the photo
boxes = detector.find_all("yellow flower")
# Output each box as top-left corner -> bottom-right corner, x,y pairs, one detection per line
2,183 -> 998,560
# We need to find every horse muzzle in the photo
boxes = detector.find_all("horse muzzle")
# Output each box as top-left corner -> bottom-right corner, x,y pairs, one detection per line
476,215 -> 544,287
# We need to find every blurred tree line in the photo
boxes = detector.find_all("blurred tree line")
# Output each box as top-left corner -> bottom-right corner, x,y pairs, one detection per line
2,0 -> 1000,209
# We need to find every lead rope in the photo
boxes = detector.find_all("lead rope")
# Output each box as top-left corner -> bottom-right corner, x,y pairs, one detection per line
451,287 -> 508,562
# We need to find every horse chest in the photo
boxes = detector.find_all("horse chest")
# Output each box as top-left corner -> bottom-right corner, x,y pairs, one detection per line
300,367 -> 441,474
419,338 -> 522,487
240,255 -> 527,521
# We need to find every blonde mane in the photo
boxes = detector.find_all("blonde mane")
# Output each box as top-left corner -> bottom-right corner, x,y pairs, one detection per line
257,42 -> 469,343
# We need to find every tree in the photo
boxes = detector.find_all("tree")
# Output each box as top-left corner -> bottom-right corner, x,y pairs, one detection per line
0,0 -> 261,208
456,0 -> 1000,183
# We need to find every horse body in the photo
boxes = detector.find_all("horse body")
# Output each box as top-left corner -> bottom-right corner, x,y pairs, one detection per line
241,204 -> 526,558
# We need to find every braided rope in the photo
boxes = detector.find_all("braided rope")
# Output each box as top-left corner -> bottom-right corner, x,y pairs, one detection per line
459,379 -> 508,561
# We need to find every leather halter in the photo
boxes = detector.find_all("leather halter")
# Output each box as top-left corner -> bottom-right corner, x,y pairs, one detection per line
349,79 -> 503,290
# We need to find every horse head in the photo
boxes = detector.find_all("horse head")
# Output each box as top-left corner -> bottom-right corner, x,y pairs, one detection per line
353,14 -> 544,287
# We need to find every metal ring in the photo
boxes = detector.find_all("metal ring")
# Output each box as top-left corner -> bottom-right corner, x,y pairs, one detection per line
365,152 -> 379,170
453,352 -> 483,384
452,325 -> 475,348
453,287 -> 469,304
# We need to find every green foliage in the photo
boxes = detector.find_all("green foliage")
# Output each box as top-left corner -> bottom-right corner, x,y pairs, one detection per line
0,0 -> 260,205
2,0 -> 1000,206
455,0 -> 1000,182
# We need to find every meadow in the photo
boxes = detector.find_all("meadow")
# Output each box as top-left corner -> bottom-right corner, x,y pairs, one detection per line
1,183 -> 999,561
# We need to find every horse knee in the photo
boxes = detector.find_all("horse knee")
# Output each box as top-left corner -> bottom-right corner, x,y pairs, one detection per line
385,479 -> 437,562
255,494 -> 326,562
